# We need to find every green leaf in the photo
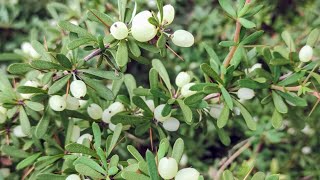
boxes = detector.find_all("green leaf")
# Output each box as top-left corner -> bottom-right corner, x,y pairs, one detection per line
157,33 -> 166,48
7,63 -> 34,74
65,143 -> 98,158
48,74 -> 72,94
240,30 -> 264,45
219,41 -> 237,47
307,28 -> 320,47
202,42 -> 221,72
217,104 -> 230,128
281,31 -> 296,52
0,53 -> 24,61
161,104 -> 171,116
127,145 -> 145,162
92,122 -> 101,148
152,59 -> 172,92
35,111 -> 50,138
218,0 -> 236,17
239,18 -> 256,28
19,107 -> 31,135
221,86 -> 233,110
25,101 -> 44,111
137,42 -> 160,53
31,40 -> 52,61
118,0 -> 127,22
222,170 -> 234,180
148,17 -> 159,26
157,0 -> 164,22
116,40 -> 129,67
277,91 -> 307,107
238,79 -> 269,89
128,38 -> 141,57
31,60 -> 65,70
75,164 -> 104,179
177,99 -> 193,124
278,71 -> 305,86
271,109 -> 283,129
251,172 -> 266,180
266,174 -> 280,180
36,174 -> 67,180
81,68 -> 123,80
111,114 -> 149,125
201,63 -> 223,84
146,150 -> 160,180
87,9 -> 114,27
184,93 -> 206,106
233,99 -> 257,130
1,145 -> 30,158
17,86 -> 46,94
68,38 -> 95,50
216,126 -> 231,146
74,156 -> 106,175
82,76 -> 114,101
172,138 -> 184,163
58,21 -> 94,38
272,91 -> 288,114
16,152 -> 41,170
56,54 -> 72,69
157,138 -> 169,161
132,96 -> 153,116
107,123 -> 123,155
121,171 -> 150,180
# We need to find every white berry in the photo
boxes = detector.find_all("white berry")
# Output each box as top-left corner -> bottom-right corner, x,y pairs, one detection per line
163,117 -> 180,131
172,30 -> 194,47
110,22 -> 129,40
154,104 -> 171,122
21,42 -> 40,58
181,83 -> 196,97
237,88 -> 255,100
299,45 -> 313,62
87,103 -> 103,120
49,95 -> 66,111
13,125 -> 28,138
70,80 -> 87,99
109,122 -> 116,131
209,104 -> 224,119
158,157 -> 178,179
102,102 -> 125,123
175,168 -> 200,180
175,72 -> 191,87
145,99 -> 155,112
66,174 -> 81,180
158,4 -> 175,25
131,11 -> 157,42
63,95 -> 80,110
76,133 -> 93,144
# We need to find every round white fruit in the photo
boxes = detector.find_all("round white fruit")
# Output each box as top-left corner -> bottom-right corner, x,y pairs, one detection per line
76,133 -> 93,144
66,174 -> 81,180
102,102 -> 125,123
13,125 -> 28,137
175,168 -> 200,180
64,95 -> 80,110
154,104 -> 171,122
209,104 -> 224,119
145,99 -> 155,112
21,42 -> 40,58
299,45 -> 313,62
175,72 -> 191,87
110,22 -> 129,40
237,88 -> 255,100
131,11 -> 157,42
172,30 -> 194,47
158,157 -> 178,179
87,103 -> 103,120
49,95 -> 66,111
163,117 -> 180,131
158,4 -> 175,25
70,80 -> 87,99
181,83 -> 196,97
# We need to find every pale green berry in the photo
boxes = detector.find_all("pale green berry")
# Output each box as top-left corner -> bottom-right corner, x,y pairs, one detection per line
102,102 -> 125,123
158,157 -> 178,179
110,22 -> 129,40
13,125 -> 28,138
237,88 -> 255,100
66,174 -> 81,180
299,45 -> 313,62
181,83 -> 196,97
163,117 -> 180,131
158,4 -> 175,25
209,104 -> 224,119
131,11 -> 157,42
87,103 -> 103,120
171,30 -> 194,47
49,95 -> 66,111
21,42 -> 40,58
102,108 -> 112,123
154,104 -> 171,122
70,80 -> 87,99
145,99 -> 155,112
63,95 -> 80,110
76,133 -> 93,144
175,168 -> 200,180
175,72 -> 191,87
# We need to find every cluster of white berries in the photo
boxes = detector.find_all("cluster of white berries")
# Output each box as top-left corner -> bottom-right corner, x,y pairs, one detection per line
49,80 -> 86,112
158,157 -> 200,180
21,42 -> 40,59
175,72 -> 197,98
299,45 -> 313,62
110,4 -> 194,47
154,104 -> 180,132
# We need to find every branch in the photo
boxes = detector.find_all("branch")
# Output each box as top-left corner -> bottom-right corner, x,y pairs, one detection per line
83,44 -> 110,61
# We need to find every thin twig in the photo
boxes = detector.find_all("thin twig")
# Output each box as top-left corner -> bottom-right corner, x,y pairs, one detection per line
84,44 -> 110,61
166,44 -> 184,61
22,165 -> 35,180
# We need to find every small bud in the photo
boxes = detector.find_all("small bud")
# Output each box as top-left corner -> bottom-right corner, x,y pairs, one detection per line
66,174 -> 81,180
158,4 -> 175,25
299,45 -> 313,62
63,95 -> 80,110
154,104 -> 171,122
21,42 -> 40,58
181,83 -> 196,97
171,30 -> 194,47
13,125 -> 28,138
145,99 -> 155,112
76,133 -> 93,144
301,146 -> 312,154
158,157 -> 178,179
110,22 -> 129,40
102,102 -> 125,123
49,95 -> 67,111
209,104 -> 224,119
70,80 -> 87,99
237,88 -> 255,100
87,103 -> 103,120
162,117 -> 180,131
131,11 -> 157,42
175,72 -> 191,87
175,168 -> 200,180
